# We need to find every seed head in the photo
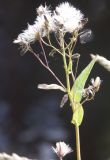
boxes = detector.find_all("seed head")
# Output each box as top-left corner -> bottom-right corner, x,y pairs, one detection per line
53,2 -> 84,33
52,141 -> 73,159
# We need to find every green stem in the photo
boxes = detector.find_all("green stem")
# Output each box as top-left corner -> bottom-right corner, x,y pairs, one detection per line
75,125 -> 81,160
61,36 -> 81,160
61,37 -> 70,93
69,96 -> 81,160
63,54 -> 70,92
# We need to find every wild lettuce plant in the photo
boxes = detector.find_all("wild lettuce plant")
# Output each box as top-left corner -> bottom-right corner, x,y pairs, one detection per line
14,2 -> 102,160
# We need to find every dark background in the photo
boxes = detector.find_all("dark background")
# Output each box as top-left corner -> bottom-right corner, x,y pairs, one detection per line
0,0 -> 110,160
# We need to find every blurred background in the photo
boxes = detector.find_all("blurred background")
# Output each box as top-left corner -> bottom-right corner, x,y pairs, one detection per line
0,0 -> 110,160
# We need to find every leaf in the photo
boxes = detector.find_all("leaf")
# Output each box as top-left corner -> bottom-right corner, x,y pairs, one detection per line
38,83 -> 66,92
71,58 -> 96,102
60,94 -> 68,108
71,103 -> 84,126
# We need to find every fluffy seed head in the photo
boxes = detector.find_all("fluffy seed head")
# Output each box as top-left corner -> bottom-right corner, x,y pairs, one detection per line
37,4 -> 51,16
52,141 -> 73,158
53,2 -> 84,33
13,4 -> 53,51
14,2 -> 85,52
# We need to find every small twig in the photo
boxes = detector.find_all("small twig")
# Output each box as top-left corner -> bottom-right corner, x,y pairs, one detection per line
54,32 -> 61,46
67,45 -> 75,82
74,56 -> 80,79
29,47 -> 47,68
71,71 -> 75,82
47,67 -> 66,89
41,37 -> 63,56
81,96 -> 94,105
39,39 -> 49,67
70,32 -> 78,54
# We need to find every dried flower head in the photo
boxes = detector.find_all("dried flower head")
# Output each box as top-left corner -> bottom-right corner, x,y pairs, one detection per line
52,141 -> 73,159
53,2 -> 84,33
37,4 -> 51,16
13,4 -> 53,52
83,77 -> 101,100
14,2 -> 85,51
13,23 -> 40,52
91,76 -> 102,92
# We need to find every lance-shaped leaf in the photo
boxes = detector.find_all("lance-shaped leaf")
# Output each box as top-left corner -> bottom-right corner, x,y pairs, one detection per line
71,58 -> 96,102
71,103 -> 84,126
38,84 -> 66,92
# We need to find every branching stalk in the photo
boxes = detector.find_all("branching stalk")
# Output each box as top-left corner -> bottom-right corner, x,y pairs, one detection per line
61,36 -> 81,160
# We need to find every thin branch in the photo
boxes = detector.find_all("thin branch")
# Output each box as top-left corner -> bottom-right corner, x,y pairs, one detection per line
39,39 -> 49,67
54,32 -> 61,46
74,56 -> 80,79
41,37 -> 63,56
67,45 -> 75,82
29,47 -> 47,68
47,67 -> 66,89
81,96 -> 94,105
28,47 -> 66,89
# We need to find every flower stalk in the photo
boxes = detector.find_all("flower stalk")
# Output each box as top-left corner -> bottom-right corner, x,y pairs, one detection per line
63,52 -> 81,160
75,125 -> 81,160
14,2 -> 101,160
60,31 -> 81,160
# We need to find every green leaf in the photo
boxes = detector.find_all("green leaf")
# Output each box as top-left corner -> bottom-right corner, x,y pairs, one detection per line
71,103 -> 84,126
71,58 -> 96,102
